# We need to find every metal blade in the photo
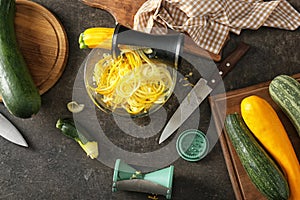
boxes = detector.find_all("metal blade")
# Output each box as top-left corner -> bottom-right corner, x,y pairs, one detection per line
159,78 -> 212,144
0,113 -> 28,147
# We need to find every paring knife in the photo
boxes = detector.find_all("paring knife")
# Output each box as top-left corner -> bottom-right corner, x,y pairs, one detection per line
0,113 -> 28,147
159,42 -> 250,144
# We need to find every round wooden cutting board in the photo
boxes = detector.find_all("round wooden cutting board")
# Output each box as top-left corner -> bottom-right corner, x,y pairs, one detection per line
0,0 -> 68,101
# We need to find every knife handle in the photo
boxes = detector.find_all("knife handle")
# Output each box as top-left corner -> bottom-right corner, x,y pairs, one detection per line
207,42 -> 250,89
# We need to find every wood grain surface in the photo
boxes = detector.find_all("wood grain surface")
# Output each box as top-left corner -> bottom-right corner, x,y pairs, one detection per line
81,0 -> 222,61
209,74 -> 300,200
0,0 -> 68,102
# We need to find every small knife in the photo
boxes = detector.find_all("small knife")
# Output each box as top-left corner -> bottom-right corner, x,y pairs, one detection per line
159,42 -> 250,144
0,113 -> 28,147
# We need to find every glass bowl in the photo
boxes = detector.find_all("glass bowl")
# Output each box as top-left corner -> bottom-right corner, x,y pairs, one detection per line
84,47 -> 178,118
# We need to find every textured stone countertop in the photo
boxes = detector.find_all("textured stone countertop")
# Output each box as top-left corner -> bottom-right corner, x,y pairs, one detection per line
0,0 -> 299,199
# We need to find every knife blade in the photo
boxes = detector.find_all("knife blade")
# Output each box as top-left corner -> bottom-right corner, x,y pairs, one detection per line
0,113 -> 28,147
159,42 -> 250,144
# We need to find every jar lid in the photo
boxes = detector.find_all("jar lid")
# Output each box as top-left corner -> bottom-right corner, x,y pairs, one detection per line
176,129 -> 209,162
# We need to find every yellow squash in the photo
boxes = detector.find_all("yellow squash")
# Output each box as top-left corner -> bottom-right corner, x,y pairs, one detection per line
78,27 -> 113,49
241,95 -> 300,200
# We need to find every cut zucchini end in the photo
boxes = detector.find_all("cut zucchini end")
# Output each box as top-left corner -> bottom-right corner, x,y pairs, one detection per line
79,33 -> 88,49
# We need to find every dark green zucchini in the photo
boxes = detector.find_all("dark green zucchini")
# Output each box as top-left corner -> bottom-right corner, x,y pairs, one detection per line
269,74 -> 300,136
56,118 -> 88,144
0,0 -> 41,118
56,118 -> 99,159
225,113 -> 289,200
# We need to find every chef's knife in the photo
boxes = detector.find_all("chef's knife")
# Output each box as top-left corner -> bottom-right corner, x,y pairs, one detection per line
0,113 -> 28,147
159,42 -> 250,144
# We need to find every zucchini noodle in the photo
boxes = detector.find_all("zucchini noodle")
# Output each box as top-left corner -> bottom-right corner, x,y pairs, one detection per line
91,49 -> 174,115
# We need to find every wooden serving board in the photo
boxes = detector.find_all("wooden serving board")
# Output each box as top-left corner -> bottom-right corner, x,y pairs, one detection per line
81,0 -> 222,61
0,0 -> 68,102
209,74 -> 300,200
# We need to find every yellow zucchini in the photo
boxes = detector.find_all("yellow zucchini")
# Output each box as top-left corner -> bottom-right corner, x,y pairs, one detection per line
241,95 -> 300,200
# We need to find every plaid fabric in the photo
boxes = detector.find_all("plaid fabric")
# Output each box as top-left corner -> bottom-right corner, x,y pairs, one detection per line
134,0 -> 300,54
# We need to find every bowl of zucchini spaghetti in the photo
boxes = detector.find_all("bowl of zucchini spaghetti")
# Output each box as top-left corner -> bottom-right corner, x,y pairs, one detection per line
84,47 -> 177,118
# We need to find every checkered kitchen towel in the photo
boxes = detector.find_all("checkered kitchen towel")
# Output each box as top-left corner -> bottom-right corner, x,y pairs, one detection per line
134,0 -> 300,54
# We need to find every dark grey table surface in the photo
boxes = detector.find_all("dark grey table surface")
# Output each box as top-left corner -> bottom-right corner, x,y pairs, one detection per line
1,0 -> 299,199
